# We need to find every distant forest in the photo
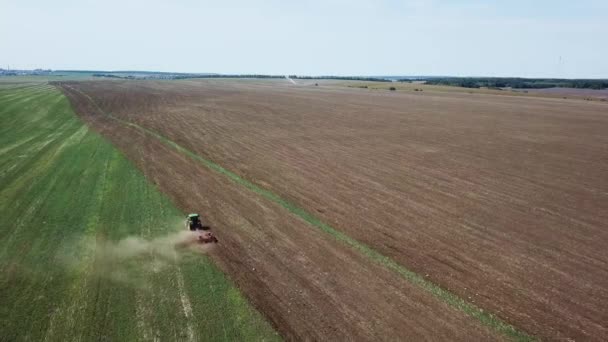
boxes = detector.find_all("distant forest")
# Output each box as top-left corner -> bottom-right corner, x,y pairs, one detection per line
92,73 -> 282,80
289,75 -> 391,82
416,77 -> 608,90
92,73 -> 391,82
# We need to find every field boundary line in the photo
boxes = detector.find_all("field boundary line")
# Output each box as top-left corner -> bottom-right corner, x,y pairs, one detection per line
58,83 -> 536,341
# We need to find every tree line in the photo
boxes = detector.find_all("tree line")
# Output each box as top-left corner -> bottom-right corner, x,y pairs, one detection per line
92,73 -> 391,82
419,77 -> 608,90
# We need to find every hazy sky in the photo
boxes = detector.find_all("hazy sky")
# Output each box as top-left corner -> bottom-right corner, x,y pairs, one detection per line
2,0 -> 607,78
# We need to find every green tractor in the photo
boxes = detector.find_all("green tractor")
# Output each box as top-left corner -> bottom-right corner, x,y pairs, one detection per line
185,213 -> 217,243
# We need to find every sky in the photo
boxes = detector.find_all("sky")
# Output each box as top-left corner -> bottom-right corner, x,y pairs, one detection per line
1,0 -> 607,78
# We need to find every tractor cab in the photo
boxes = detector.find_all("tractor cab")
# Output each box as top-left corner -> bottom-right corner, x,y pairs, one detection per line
185,213 -> 217,243
188,213 -> 200,223
186,213 -> 207,231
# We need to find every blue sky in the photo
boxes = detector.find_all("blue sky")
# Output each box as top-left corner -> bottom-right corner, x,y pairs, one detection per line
1,0 -> 607,78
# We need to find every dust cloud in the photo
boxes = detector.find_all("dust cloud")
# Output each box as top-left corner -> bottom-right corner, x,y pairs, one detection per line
59,230 -> 214,289
96,230 -> 210,261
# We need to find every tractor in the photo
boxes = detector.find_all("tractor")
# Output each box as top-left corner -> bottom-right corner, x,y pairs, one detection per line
185,213 -> 218,244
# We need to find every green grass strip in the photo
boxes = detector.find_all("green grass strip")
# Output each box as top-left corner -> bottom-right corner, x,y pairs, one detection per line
66,84 -> 536,341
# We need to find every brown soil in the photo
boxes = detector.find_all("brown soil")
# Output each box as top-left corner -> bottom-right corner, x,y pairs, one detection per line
521,87 -> 608,100
57,79 -> 608,341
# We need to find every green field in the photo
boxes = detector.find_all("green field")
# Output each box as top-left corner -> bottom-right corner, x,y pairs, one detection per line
0,83 -> 279,341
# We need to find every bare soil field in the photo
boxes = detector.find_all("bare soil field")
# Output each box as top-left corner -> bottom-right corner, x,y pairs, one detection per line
57,79 -> 608,341
332,79 -> 608,102
519,87 -> 608,100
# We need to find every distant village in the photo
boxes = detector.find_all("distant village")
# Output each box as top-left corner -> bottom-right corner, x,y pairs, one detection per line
0,68 -> 53,76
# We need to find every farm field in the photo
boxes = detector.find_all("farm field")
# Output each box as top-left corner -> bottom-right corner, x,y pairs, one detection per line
57,79 -> 608,341
521,87 -> 608,100
57,80 -> 510,341
0,83 -> 279,341
338,79 -> 608,102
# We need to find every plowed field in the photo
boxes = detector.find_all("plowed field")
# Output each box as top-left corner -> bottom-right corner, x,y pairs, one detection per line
57,79 -> 608,341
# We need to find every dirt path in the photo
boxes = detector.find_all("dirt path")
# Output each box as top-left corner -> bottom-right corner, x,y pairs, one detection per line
285,76 -> 297,85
